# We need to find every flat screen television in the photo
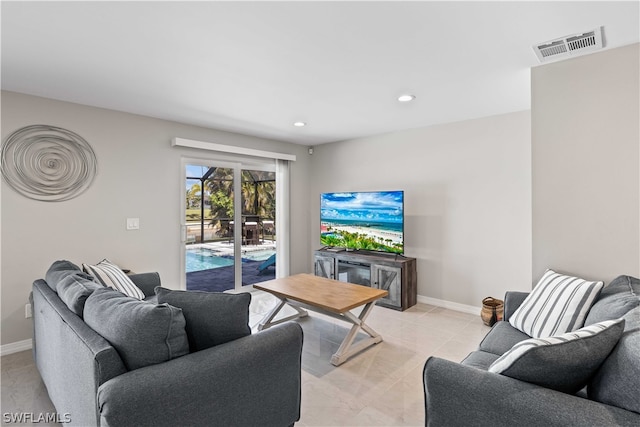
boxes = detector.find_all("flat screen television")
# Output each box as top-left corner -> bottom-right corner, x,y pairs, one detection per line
320,190 -> 404,254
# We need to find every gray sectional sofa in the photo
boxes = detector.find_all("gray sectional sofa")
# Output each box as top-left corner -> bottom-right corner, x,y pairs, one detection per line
424,275 -> 640,426
31,261 -> 303,427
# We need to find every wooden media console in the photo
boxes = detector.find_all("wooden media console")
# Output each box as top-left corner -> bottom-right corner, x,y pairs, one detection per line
313,248 -> 417,311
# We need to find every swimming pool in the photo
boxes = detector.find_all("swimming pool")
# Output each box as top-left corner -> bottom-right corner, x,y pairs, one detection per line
186,248 -> 233,272
186,248 -> 275,272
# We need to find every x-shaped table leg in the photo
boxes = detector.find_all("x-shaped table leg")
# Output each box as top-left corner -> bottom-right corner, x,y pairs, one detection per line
257,295 -> 383,366
330,301 -> 382,366
257,297 -> 308,331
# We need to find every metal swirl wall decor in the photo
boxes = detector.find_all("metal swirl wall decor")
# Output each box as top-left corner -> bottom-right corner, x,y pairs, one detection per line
1,125 -> 98,202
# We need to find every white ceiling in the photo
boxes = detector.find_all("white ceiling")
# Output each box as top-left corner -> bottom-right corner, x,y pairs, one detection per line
2,1 -> 638,146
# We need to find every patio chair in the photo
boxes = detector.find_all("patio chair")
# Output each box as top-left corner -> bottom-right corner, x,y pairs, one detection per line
258,254 -> 276,274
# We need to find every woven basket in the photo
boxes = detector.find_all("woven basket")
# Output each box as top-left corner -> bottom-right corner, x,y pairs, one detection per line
481,297 -> 504,326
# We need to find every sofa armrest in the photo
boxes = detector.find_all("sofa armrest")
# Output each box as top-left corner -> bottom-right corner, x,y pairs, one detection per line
98,322 -> 303,427
423,357 -> 640,427
503,291 -> 529,321
32,280 -> 127,426
128,272 -> 161,298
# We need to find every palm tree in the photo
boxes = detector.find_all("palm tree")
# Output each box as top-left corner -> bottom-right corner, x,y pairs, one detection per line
204,168 -> 234,229
201,168 -> 276,239
240,170 -> 276,218
258,180 -> 276,219
186,183 -> 201,209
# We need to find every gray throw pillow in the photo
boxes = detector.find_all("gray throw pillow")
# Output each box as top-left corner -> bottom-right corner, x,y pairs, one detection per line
489,318 -> 625,394
155,287 -> 251,352
84,287 -> 189,371
588,307 -> 640,413
45,260 -> 94,292
55,274 -> 103,316
585,275 -> 640,325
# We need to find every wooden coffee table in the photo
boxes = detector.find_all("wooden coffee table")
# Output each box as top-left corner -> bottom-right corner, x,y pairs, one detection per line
254,273 -> 388,366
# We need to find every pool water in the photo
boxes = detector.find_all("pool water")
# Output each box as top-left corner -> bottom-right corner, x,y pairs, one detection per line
186,249 -> 234,272
186,248 -> 275,273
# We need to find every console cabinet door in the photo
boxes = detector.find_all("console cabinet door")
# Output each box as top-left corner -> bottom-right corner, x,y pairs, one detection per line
314,256 -> 335,279
371,265 -> 402,308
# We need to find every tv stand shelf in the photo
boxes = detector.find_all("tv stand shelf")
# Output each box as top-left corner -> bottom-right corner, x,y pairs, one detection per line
314,249 -> 417,311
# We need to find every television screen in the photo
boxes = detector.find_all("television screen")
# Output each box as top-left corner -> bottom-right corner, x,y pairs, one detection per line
320,191 -> 404,254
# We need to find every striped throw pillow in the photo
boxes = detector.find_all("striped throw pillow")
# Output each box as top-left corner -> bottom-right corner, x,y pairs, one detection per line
509,269 -> 603,338
489,319 -> 625,393
83,259 -> 145,300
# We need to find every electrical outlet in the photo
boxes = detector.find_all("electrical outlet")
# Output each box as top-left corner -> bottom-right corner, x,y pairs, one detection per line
25,303 -> 33,318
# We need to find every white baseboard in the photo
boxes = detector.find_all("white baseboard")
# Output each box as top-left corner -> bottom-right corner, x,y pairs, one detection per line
417,295 -> 480,316
1,339 -> 32,356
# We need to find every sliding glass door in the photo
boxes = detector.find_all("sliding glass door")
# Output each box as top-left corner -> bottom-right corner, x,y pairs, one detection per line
183,159 -> 276,292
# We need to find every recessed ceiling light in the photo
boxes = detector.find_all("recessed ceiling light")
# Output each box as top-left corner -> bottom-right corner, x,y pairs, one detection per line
397,94 -> 416,102
293,121 -> 306,127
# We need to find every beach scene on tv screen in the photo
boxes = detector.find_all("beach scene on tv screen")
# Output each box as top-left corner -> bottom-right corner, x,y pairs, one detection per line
320,191 -> 404,254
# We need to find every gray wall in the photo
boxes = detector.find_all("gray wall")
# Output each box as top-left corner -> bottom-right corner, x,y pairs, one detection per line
5,44 -> 637,348
1,91 -> 311,346
532,43 -> 640,282
309,111 -> 533,308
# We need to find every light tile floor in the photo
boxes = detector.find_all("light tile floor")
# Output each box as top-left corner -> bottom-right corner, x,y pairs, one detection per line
249,292 -> 490,426
1,291 -> 490,427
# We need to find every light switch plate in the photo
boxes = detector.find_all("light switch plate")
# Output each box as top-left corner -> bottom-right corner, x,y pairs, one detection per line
126,218 -> 140,230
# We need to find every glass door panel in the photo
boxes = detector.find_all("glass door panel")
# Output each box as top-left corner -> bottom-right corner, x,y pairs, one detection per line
185,163 -> 235,292
240,168 -> 276,290
184,162 -> 275,292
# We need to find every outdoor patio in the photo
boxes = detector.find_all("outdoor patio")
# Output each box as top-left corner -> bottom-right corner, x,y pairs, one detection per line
186,261 -> 275,292
186,241 -> 276,292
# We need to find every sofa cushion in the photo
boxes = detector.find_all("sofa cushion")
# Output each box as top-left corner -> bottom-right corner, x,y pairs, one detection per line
489,319 -> 625,394
585,275 -> 640,325
155,287 -> 251,352
461,350 -> 501,370
509,269 -> 603,338
45,260 -> 94,292
478,321 -> 531,356
55,274 -> 104,317
144,294 -> 158,304
83,259 -> 145,300
588,306 -> 640,414
84,287 -> 189,371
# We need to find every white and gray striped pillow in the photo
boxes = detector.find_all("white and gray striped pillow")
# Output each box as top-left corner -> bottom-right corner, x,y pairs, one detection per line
489,319 -> 625,393
83,259 -> 145,300
509,269 -> 603,338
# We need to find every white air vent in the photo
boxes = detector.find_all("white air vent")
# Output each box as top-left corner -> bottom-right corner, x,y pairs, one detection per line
533,27 -> 603,63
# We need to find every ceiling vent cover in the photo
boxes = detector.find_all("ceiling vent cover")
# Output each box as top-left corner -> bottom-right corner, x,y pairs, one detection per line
533,27 -> 603,62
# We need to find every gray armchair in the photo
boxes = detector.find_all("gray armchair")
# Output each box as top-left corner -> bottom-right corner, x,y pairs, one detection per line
424,356 -> 638,426
98,323 -> 303,426
423,284 -> 640,426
